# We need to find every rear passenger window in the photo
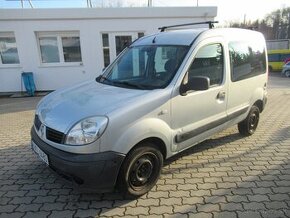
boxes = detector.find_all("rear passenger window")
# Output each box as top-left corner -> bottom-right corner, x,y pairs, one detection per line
188,43 -> 224,86
229,41 -> 266,82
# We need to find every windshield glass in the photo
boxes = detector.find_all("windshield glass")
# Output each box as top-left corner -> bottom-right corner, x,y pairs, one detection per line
97,45 -> 189,90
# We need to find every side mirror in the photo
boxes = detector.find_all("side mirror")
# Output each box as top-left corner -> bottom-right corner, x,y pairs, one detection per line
180,76 -> 210,96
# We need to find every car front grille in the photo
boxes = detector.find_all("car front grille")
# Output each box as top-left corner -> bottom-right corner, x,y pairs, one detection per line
34,115 -> 41,131
46,127 -> 65,144
34,114 -> 65,144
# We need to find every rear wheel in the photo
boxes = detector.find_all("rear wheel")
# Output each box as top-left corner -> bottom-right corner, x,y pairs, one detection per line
285,70 -> 290,78
238,105 -> 260,136
118,143 -> 163,198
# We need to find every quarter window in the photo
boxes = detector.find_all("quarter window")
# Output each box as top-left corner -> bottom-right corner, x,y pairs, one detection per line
0,32 -> 20,65
188,43 -> 224,86
37,32 -> 82,64
229,41 -> 266,82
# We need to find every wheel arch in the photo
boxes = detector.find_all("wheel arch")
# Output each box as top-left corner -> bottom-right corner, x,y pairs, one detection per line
130,137 -> 167,160
254,99 -> 264,112
115,136 -> 166,195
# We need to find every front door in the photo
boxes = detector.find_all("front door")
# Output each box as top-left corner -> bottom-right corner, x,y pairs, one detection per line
171,39 -> 228,151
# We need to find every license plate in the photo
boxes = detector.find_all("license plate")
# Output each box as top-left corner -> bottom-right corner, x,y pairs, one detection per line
31,141 -> 49,166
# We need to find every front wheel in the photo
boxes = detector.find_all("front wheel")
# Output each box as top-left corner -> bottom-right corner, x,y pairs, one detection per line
285,70 -> 290,78
117,143 -> 163,198
238,105 -> 260,136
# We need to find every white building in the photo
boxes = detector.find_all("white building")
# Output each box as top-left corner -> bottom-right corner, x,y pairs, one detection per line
0,7 -> 217,92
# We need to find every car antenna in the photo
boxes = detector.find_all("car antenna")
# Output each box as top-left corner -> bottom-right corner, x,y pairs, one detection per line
158,21 -> 219,32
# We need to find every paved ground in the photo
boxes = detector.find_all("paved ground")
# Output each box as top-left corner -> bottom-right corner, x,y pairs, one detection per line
0,74 -> 290,218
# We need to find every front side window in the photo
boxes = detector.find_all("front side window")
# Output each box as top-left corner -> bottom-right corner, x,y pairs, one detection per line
97,45 -> 189,90
0,33 -> 20,65
37,32 -> 82,64
229,41 -> 266,82
188,43 -> 224,86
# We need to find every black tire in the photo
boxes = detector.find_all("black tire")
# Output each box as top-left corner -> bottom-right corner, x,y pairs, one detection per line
238,105 -> 260,136
285,70 -> 290,78
117,143 -> 163,198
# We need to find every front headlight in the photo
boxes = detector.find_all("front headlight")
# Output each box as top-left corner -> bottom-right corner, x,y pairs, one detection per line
65,116 -> 108,145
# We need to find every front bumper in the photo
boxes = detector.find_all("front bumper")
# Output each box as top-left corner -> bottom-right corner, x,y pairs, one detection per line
31,127 -> 125,192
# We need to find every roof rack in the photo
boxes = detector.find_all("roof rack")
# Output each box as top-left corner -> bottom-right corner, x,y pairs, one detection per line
158,21 -> 219,32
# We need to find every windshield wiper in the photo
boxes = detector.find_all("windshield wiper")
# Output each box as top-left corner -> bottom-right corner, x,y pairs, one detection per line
97,76 -> 150,90
96,75 -> 112,83
113,81 -> 148,90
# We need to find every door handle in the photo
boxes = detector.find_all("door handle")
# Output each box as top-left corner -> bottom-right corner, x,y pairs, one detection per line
217,91 -> 226,100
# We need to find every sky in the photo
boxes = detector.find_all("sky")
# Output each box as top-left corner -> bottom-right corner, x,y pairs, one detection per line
1,0 -> 290,24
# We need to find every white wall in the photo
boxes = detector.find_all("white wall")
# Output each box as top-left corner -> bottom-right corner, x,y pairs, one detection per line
0,7 -> 217,92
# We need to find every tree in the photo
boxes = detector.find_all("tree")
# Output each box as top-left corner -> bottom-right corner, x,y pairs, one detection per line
227,7 -> 290,40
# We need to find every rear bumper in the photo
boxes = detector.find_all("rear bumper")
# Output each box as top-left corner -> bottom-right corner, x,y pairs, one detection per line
31,127 -> 125,192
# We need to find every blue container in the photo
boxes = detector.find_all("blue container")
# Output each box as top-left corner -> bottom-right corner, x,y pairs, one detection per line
22,72 -> 36,96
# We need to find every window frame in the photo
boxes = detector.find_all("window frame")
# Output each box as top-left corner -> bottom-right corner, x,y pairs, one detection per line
0,32 -> 21,68
36,31 -> 82,67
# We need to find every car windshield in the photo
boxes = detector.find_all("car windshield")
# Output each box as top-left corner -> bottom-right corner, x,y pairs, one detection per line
97,45 -> 189,90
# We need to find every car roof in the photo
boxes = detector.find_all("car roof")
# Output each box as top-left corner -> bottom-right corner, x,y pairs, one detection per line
131,29 -> 206,46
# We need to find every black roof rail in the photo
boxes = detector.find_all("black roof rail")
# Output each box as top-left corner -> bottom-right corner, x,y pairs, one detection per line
158,21 -> 219,32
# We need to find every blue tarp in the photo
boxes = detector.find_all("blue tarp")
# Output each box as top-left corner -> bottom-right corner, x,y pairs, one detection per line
22,72 -> 36,96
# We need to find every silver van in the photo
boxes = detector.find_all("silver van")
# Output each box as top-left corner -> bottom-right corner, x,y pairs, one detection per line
31,23 -> 268,198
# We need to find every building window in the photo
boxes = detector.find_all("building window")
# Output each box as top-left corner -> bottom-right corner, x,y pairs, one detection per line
102,33 -> 110,67
0,32 -> 20,65
138,32 -> 145,38
39,37 -> 60,63
37,32 -> 82,64
62,37 -> 82,62
115,35 -> 132,56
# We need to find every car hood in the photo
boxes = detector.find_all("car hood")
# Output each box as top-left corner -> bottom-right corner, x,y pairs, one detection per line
37,81 -> 151,133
